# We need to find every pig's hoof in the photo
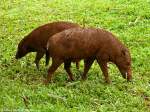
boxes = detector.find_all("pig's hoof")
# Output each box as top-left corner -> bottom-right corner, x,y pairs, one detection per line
81,77 -> 87,81
34,62 -> 40,70
67,78 -> 75,82
105,80 -> 111,84
35,65 -> 40,70
127,76 -> 132,82
127,79 -> 132,82
43,79 -> 51,85
37,66 -> 40,70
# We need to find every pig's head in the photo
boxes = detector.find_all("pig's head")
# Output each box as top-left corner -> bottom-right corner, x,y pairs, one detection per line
15,38 -> 29,59
115,48 -> 132,81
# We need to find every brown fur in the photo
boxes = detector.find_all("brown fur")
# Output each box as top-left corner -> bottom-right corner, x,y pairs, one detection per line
15,21 -> 80,69
46,27 -> 132,83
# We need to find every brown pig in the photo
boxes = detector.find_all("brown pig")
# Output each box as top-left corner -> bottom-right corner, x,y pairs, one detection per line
15,21 -> 80,69
45,27 -> 132,84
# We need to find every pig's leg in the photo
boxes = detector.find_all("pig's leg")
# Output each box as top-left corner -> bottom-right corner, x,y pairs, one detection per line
64,60 -> 74,81
45,50 -> 50,66
97,59 -> 111,83
76,61 -> 80,69
82,58 -> 94,80
44,58 -> 63,84
34,52 -> 44,69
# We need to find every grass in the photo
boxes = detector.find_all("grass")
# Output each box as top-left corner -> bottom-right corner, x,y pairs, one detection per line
0,0 -> 150,111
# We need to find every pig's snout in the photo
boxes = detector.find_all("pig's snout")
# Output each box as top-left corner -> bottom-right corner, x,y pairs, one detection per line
15,52 -> 21,59
123,71 -> 132,82
120,68 -> 132,82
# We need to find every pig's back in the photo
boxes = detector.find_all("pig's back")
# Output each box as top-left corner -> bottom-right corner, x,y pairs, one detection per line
25,21 -> 79,48
48,27 -> 125,59
48,28 -> 106,58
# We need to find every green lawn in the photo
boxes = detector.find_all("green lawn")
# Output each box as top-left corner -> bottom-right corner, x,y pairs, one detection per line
0,0 -> 150,111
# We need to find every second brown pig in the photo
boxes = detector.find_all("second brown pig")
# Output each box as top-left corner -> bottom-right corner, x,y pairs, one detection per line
15,21 -> 80,69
